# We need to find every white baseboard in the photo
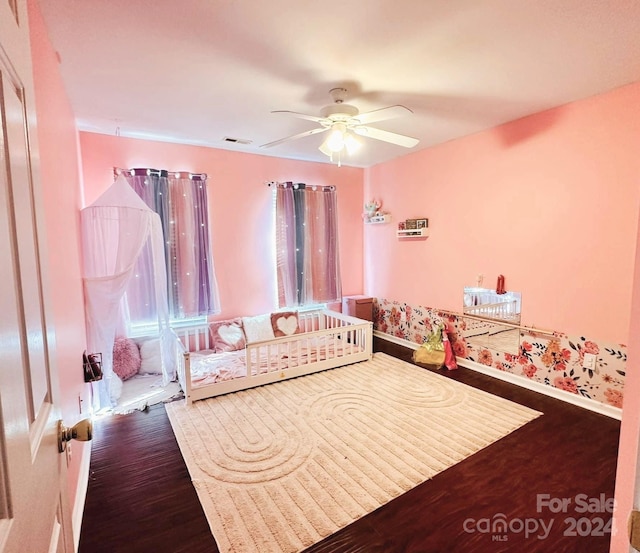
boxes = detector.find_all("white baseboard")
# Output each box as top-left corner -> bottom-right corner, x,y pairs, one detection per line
72,442 -> 92,552
373,330 -> 622,420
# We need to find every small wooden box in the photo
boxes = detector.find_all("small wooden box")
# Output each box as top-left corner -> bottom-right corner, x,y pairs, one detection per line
342,295 -> 373,322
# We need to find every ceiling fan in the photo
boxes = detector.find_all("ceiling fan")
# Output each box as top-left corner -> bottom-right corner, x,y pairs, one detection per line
260,88 -> 419,165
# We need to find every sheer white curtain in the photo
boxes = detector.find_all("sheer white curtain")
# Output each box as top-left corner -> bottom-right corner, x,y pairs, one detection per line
81,176 -> 173,410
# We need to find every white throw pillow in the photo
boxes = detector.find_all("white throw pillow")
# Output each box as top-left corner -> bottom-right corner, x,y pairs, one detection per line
139,338 -> 163,374
242,313 -> 276,343
109,372 -> 123,403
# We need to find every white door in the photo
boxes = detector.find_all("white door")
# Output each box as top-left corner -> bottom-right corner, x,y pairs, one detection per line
0,2 -> 74,552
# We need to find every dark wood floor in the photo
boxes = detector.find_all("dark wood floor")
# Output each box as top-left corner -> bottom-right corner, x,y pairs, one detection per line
79,340 -> 620,553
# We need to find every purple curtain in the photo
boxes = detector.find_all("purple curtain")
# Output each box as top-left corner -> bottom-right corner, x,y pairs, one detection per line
124,169 -> 220,321
275,182 -> 341,307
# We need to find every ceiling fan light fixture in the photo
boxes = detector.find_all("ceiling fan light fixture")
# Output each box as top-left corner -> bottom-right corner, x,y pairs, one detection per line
326,124 -> 347,152
344,133 -> 361,155
319,124 -> 361,164
318,139 -> 332,157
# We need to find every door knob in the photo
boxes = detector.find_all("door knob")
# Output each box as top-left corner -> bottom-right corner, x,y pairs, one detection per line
57,418 -> 93,453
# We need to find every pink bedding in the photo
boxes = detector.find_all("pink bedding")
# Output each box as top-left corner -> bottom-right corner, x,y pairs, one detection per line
189,349 -> 247,386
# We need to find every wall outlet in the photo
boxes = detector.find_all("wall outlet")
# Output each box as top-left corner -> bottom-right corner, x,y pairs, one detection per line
583,352 -> 596,370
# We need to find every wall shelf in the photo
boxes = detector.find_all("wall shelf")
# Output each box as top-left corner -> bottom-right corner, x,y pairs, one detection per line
397,227 -> 429,238
365,214 -> 391,224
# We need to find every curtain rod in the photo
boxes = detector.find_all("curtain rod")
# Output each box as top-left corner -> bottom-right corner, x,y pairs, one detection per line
114,167 -> 208,180
265,181 -> 335,190
437,308 -> 558,337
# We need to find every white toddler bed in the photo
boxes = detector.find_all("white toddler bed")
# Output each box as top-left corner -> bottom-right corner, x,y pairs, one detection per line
175,309 -> 372,404
463,299 -> 520,323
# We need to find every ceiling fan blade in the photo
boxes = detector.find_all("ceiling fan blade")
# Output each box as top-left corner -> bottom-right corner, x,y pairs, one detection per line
260,126 -> 328,148
271,110 -> 326,123
353,125 -> 419,148
352,105 -> 413,125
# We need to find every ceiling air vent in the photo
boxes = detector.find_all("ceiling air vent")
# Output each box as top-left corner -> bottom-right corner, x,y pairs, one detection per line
222,137 -> 252,145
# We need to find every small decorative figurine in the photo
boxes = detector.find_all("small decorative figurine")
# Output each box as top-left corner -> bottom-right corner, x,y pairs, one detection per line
363,199 -> 381,221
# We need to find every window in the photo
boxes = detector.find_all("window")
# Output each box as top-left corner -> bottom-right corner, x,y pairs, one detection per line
123,168 -> 220,330
274,182 -> 341,307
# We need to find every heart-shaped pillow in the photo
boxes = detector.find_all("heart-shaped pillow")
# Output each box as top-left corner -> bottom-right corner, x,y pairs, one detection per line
271,311 -> 300,337
276,315 -> 299,336
218,324 -> 243,346
210,318 -> 246,352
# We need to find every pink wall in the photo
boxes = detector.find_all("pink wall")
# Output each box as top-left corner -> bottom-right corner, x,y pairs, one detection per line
28,0 -> 90,513
79,133 -> 365,318
365,83 -> 640,553
364,83 -> 640,345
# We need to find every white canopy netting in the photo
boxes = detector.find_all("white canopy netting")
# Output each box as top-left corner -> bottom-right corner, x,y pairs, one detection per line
81,175 -> 177,410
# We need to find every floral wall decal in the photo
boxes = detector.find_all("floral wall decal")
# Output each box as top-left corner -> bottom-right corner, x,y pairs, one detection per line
373,298 -> 625,409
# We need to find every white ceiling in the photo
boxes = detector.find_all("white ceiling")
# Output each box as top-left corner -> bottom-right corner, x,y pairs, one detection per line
38,0 -> 640,168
